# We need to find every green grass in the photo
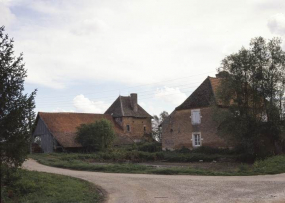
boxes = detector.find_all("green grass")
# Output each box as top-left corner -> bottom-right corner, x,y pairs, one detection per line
2,169 -> 103,203
253,155 -> 285,174
29,153 -> 285,176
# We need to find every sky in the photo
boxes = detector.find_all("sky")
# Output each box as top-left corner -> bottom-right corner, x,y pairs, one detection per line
1,0 -> 285,116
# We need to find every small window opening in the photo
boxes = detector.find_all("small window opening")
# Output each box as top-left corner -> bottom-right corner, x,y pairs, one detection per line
126,125 -> 130,132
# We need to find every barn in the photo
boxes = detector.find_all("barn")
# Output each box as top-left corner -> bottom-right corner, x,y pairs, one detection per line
33,112 -> 132,153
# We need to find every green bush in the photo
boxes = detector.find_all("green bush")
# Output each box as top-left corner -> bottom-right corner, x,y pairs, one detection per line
76,119 -> 115,151
175,146 -> 191,153
192,146 -> 234,155
253,155 -> 285,174
234,153 -> 256,163
161,151 -> 228,162
32,149 -> 238,163
136,142 -> 162,152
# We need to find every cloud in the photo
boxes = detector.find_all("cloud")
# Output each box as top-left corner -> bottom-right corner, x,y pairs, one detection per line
5,0 -> 227,89
5,0 -> 284,91
73,94 -> 110,113
0,1 -> 16,27
140,102 -> 146,107
71,18 -> 110,36
155,86 -> 187,106
222,43 -> 242,55
268,13 -> 285,35
251,0 -> 285,11
52,107 -> 75,112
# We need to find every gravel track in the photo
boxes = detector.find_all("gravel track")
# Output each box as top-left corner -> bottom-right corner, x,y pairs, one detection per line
23,159 -> 285,203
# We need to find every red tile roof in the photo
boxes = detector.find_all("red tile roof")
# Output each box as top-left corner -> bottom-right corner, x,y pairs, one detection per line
38,112 -> 124,148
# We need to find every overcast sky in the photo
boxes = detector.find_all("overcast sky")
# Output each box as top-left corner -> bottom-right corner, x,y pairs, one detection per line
1,0 -> 285,115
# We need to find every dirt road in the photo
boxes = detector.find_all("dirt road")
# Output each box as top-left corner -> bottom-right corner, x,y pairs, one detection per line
23,159 -> 285,203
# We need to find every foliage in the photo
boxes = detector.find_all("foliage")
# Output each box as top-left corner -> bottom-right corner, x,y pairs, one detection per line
30,153 -> 285,176
136,142 -> 162,152
0,26 -> 36,200
214,37 -> 285,158
152,111 -> 169,142
30,147 -> 237,164
192,146 -> 235,155
1,169 -> 102,203
76,119 -> 116,151
253,155 -> 285,174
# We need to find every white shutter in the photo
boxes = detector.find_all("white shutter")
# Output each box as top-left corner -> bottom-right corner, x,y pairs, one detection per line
191,109 -> 201,124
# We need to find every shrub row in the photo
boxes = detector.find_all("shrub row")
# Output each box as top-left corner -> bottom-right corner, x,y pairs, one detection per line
36,149 -> 239,163
32,154 -> 285,176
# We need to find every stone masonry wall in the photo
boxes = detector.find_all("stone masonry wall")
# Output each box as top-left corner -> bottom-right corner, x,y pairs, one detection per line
121,117 -> 152,138
162,107 -> 228,150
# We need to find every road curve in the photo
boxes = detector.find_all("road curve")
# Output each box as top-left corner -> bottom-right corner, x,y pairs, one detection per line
23,159 -> 285,203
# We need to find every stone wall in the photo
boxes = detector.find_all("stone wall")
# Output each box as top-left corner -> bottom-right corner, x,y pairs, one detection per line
161,107 -> 228,150
121,117 -> 152,138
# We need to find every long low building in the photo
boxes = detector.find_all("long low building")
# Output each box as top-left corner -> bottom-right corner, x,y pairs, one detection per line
33,112 -> 132,153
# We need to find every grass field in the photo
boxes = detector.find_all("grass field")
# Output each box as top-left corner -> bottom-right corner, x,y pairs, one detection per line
30,153 -> 285,176
2,169 -> 103,203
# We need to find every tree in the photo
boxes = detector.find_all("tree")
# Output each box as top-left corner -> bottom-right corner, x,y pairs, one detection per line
214,37 -> 285,158
152,111 -> 169,142
0,26 -> 36,192
76,119 -> 116,151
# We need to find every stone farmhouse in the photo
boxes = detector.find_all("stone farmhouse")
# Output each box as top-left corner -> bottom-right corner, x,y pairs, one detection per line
105,93 -> 152,141
161,75 -> 228,150
33,93 -> 152,153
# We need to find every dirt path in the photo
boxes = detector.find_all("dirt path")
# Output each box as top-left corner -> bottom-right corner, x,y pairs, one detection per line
23,159 -> 285,203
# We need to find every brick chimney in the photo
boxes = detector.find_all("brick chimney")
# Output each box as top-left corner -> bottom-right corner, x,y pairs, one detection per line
130,93 -> 138,112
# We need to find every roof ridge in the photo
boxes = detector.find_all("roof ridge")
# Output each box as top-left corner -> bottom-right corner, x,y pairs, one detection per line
119,96 -> 125,116
39,112 -> 107,115
208,77 -> 217,104
175,77 -> 215,110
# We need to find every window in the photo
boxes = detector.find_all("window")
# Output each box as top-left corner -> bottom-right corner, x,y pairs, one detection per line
191,109 -> 201,124
192,133 -> 202,147
126,125 -> 130,132
143,126 -> 146,132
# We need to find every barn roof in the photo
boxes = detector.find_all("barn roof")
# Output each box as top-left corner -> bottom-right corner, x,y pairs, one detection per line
175,77 -> 222,110
37,112 -> 125,148
105,96 -> 152,118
